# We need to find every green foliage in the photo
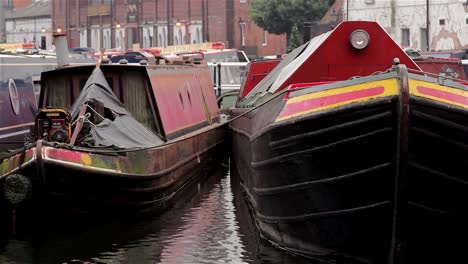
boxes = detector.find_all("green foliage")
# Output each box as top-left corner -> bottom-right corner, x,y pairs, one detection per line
250,0 -> 331,45
288,25 -> 301,51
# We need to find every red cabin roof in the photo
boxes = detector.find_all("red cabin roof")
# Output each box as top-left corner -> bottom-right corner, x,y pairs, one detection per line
243,21 -> 422,100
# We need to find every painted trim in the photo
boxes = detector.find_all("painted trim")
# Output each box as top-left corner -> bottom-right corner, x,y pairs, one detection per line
0,129 -> 30,139
41,138 -> 225,178
0,122 -> 34,132
409,79 -> 468,109
0,63 -> 94,66
276,78 -> 399,122
408,72 -> 468,91
288,71 -> 398,98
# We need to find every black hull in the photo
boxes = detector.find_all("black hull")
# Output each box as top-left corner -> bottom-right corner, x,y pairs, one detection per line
230,72 -> 467,263
232,98 -> 397,263
403,97 -> 466,263
1,125 -> 228,218
34,146 -> 224,214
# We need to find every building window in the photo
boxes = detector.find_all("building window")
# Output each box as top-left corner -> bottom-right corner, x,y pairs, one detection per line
162,28 -> 167,47
466,18 -> 468,24
401,28 -> 410,46
103,35 -> 107,49
118,31 -> 123,50
240,0 -> 247,3
240,22 -> 246,47
144,28 -> 152,48
178,28 -> 183,45
196,28 -> 201,43
439,19 -> 445,25
262,31 -> 268,46
89,0 -> 101,5
420,28 -> 428,52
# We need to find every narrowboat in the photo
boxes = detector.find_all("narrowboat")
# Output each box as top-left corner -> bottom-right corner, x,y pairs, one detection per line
0,34 -> 227,215
229,21 -> 467,263
0,54 -> 95,152
404,47 -> 468,81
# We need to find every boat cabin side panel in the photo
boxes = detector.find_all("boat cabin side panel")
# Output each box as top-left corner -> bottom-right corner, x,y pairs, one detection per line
415,58 -> 467,80
240,59 -> 281,98
0,58 -> 56,148
148,65 -> 220,139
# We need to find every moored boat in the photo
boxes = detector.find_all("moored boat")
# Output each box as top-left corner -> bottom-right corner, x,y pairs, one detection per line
404,47 -> 468,80
0,33 -> 228,215
0,53 -> 95,152
229,21 -> 467,263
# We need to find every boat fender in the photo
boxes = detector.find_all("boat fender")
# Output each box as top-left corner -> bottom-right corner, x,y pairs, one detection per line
3,174 -> 32,204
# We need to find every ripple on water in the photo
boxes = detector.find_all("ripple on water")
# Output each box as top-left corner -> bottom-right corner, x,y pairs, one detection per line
0,165 -> 319,264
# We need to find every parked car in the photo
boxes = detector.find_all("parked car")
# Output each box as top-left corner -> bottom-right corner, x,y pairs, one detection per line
69,47 -> 96,55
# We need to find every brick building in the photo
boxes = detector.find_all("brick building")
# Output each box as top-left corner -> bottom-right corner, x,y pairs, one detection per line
53,0 -> 286,58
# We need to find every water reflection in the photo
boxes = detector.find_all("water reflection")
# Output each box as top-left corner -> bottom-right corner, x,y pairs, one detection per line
0,164 -> 318,264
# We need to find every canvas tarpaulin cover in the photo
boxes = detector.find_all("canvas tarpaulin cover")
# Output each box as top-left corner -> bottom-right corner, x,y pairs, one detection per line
69,67 -> 164,148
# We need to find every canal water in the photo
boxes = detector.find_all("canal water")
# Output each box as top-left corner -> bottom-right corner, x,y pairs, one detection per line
0,164 -> 317,264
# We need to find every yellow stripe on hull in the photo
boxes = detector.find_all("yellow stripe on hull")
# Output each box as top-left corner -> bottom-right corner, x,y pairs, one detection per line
409,79 -> 468,109
276,78 -> 399,122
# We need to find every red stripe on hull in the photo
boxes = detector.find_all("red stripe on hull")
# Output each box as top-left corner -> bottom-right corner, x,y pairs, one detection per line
416,86 -> 468,106
279,86 -> 385,119
46,148 -> 83,164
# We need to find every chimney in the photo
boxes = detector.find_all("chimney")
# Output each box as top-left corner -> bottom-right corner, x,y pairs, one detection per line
53,30 -> 69,67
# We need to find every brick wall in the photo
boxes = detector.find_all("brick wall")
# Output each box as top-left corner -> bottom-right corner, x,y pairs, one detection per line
52,0 -> 286,57
233,0 -> 286,58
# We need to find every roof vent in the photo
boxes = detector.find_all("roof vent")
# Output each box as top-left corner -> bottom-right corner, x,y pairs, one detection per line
101,57 -> 110,64
139,60 -> 148,65
118,58 -> 128,64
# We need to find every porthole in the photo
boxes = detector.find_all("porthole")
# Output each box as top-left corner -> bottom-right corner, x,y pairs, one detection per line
8,78 -> 20,115
179,91 -> 184,109
187,90 -> 192,106
186,81 -> 192,106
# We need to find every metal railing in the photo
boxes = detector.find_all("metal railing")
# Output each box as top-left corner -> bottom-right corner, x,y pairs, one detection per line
207,62 -> 249,96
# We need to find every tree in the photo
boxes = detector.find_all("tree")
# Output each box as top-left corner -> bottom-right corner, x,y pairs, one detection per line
250,0 -> 332,49
288,25 -> 301,52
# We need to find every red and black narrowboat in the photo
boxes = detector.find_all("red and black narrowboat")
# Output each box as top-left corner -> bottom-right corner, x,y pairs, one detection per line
0,37 -> 227,214
229,21 -> 467,263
